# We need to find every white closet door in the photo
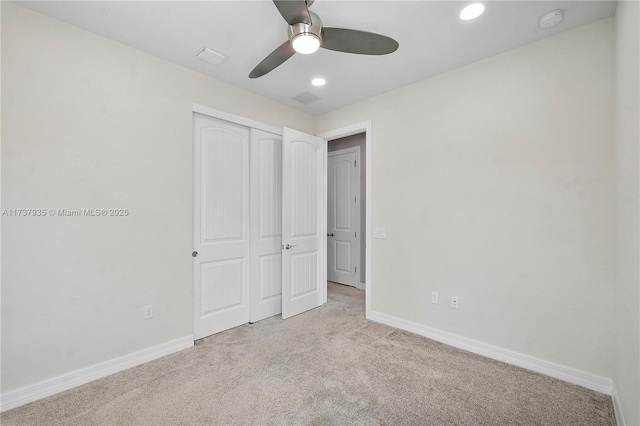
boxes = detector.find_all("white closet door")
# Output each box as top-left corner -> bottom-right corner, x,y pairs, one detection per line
281,127 -> 326,319
249,129 -> 283,322
193,113 -> 250,339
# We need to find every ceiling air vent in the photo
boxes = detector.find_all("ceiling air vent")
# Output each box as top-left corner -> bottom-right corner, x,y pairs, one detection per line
197,47 -> 228,66
292,92 -> 321,105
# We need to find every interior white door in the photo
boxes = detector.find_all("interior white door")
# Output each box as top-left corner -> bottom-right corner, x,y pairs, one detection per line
193,113 -> 250,339
249,128 -> 283,322
327,148 -> 360,287
281,127 -> 326,319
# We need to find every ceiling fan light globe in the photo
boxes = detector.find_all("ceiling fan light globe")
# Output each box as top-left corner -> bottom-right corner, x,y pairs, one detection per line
292,34 -> 321,54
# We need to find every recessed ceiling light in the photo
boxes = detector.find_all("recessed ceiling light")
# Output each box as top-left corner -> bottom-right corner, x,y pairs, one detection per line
311,77 -> 326,87
460,3 -> 485,21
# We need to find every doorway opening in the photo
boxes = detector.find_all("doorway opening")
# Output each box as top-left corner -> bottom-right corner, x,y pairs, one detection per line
319,122 -> 372,318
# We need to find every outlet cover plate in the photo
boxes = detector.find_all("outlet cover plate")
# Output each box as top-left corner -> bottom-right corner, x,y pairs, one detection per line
451,297 -> 459,309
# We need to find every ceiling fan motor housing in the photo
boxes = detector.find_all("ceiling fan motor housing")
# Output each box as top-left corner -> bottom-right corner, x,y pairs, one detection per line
288,11 -> 323,46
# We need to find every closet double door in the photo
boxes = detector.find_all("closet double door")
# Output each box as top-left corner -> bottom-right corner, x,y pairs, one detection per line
193,113 -> 325,340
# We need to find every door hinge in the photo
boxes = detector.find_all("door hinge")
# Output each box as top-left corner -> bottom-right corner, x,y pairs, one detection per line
355,266 -> 357,273
355,195 -> 357,202
354,160 -> 357,167
355,231 -> 357,238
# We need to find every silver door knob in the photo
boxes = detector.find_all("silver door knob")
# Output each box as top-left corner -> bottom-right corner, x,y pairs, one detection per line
329,233 -> 335,237
192,251 -> 198,257
284,244 -> 297,250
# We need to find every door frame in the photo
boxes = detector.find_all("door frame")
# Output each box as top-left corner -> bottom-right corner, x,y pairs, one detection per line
318,121 -> 372,318
192,104 -> 329,334
193,104 -> 282,136
327,146 -> 361,288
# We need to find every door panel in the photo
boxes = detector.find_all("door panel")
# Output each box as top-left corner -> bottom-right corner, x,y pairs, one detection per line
327,149 -> 360,287
282,128 -> 326,319
250,129 -> 283,322
193,113 -> 250,339
335,241 -> 351,272
201,259 -> 244,313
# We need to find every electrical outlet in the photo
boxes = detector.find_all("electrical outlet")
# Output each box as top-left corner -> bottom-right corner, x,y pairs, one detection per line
144,305 -> 153,319
451,297 -> 459,309
431,292 -> 439,304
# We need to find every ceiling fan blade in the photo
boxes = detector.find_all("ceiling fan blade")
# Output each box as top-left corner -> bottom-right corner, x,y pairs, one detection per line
321,27 -> 399,55
273,0 -> 311,25
249,40 -> 296,79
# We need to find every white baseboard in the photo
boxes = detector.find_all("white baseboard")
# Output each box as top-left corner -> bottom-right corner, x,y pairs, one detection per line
356,282 -> 366,290
611,383 -> 626,426
367,310 -> 613,395
0,335 -> 194,413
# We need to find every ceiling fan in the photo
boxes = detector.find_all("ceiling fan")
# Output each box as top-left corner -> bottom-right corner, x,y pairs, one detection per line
249,0 -> 399,79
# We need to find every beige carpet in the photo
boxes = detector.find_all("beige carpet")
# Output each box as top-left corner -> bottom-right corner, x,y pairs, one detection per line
2,283 -> 615,425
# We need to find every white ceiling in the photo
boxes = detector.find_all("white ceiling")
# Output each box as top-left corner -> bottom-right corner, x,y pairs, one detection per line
15,1 -> 617,115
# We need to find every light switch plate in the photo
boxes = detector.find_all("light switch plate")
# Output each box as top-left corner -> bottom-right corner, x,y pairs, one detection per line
373,228 -> 386,239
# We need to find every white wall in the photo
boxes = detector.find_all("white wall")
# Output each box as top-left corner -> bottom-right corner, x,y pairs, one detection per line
614,1 -> 640,424
316,18 -> 616,378
2,1 -> 629,411
1,2 -> 314,393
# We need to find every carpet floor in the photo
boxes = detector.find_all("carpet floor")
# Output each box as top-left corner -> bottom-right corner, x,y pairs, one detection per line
2,283 -> 615,425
